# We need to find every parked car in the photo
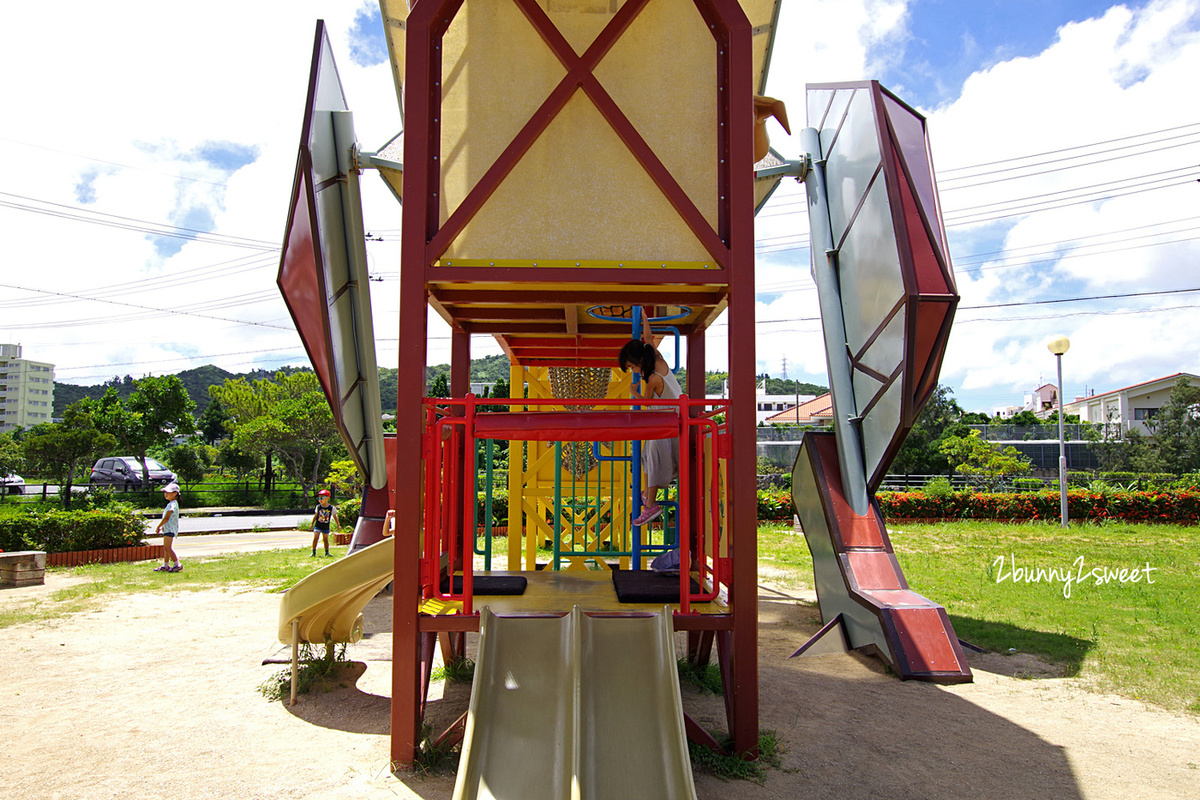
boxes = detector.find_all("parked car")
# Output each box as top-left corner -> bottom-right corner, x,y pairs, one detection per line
88,457 -> 177,491
2,473 -> 24,495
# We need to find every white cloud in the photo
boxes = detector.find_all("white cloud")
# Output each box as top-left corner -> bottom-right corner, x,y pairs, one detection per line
0,0 -> 402,383
3,0 -> 1199,420
925,0 -> 1200,410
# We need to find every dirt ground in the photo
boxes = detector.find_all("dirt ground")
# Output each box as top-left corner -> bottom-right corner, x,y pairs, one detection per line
2,572 -> 1198,800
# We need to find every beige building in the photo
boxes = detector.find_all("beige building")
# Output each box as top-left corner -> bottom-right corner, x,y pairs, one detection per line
1064,372 -> 1200,436
0,344 -> 55,433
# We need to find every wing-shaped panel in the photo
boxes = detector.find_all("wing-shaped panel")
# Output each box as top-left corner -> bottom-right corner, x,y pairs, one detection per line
806,81 -> 959,494
278,21 -> 387,489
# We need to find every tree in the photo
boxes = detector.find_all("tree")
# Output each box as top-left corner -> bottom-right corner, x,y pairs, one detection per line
198,397 -> 231,445
429,372 -> 450,398
0,433 -> 24,480
88,376 -> 196,489
889,384 -> 969,476
1006,410 -> 1044,427
327,460 -> 364,498
938,429 -> 1032,490
213,371 -> 343,504
165,444 -> 206,489
217,441 -> 261,488
1148,377 -> 1200,475
705,371 -> 728,396
22,404 -> 117,508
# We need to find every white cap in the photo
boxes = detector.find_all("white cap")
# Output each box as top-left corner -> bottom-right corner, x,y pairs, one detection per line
163,483 -> 180,493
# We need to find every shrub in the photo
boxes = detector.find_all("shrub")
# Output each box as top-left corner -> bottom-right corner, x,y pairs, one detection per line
922,476 -> 954,499
0,507 -> 146,553
337,496 -> 361,529
877,488 -> 1200,524
476,489 -> 509,527
756,489 -> 793,521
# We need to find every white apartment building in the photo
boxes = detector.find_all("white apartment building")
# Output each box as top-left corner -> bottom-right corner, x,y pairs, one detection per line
1064,372 -> 1200,436
0,344 -> 55,433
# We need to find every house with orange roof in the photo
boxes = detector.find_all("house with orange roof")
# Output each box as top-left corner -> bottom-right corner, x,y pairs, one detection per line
762,392 -> 833,426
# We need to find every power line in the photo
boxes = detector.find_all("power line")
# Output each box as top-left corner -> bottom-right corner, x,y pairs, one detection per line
0,282 -> 291,330
937,120 -> 1200,175
0,191 -> 279,250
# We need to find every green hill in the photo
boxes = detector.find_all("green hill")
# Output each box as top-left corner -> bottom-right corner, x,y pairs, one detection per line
54,358 -> 821,419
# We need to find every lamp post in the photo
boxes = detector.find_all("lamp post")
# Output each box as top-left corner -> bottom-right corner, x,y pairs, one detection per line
1047,335 -> 1071,527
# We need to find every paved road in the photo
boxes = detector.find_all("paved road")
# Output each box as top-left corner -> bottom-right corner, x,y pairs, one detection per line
142,529 -> 316,557
139,513 -> 319,557
142,514 -> 308,536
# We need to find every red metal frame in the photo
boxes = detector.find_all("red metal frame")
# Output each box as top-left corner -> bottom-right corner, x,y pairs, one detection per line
394,0 -> 758,765
417,396 -> 730,616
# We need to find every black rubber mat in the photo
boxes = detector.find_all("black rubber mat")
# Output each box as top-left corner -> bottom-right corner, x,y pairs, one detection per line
611,569 -> 700,603
439,575 -> 528,595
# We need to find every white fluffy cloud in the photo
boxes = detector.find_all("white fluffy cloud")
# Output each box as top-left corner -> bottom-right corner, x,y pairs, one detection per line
741,0 -> 1200,413
3,0 -> 1198,415
927,0 -> 1200,410
0,1 -> 401,382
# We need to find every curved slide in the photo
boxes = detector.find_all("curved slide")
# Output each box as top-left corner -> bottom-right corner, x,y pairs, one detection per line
454,606 -> 697,800
277,536 -> 395,645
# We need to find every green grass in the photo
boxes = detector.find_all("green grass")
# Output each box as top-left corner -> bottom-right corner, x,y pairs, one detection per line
0,545 -> 345,630
678,657 -> 724,694
687,730 -> 785,784
760,520 -> 1200,715
431,657 -> 476,684
8,520 -> 1199,717
258,641 -> 351,702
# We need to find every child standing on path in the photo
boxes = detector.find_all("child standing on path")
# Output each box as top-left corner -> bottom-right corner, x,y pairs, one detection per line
311,490 -> 339,557
154,482 -> 182,572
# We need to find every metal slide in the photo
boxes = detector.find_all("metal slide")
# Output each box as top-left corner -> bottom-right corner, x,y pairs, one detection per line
276,536 -> 395,646
453,607 -> 697,800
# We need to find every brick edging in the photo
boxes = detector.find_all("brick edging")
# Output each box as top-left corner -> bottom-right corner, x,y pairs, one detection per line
47,545 -> 164,567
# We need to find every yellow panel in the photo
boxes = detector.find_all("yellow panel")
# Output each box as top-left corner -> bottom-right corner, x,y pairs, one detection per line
739,0 -> 780,94
594,0 -> 717,229
440,1 -> 567,225
754,172 -> 781,209
380,0 -> 409,116
437,258 -> 714,270
443,91 -> 712,263
540,0 -> 628,55
378,164 -> 404,202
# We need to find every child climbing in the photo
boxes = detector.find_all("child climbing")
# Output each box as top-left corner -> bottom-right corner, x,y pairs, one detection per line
617,307 -> 680,527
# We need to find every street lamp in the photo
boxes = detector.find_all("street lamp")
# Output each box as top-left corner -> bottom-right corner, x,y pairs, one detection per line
1047,335 -> 1071,527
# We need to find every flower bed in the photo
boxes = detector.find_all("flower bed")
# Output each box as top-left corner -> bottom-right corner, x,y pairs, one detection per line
876,488 -> 1200,524
751,486 -> 1200,524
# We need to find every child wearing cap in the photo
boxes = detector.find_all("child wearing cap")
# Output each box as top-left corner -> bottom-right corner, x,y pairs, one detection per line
311,490 -> 339,557
154,483 -> 182,572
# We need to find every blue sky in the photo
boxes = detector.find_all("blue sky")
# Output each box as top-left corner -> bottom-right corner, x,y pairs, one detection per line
891,0 -> 1128,107
1,0 -> 1198,420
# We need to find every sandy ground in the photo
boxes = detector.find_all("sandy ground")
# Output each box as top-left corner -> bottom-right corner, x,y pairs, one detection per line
1,571 -> 1198,800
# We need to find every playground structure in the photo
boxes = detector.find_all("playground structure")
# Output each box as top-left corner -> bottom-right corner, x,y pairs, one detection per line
274,0 -> 968,791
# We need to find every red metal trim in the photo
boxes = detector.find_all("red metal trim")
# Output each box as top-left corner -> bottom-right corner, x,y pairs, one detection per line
704,0 -> 760,759
428,265 -> 727,284
392,0 -> 460,769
